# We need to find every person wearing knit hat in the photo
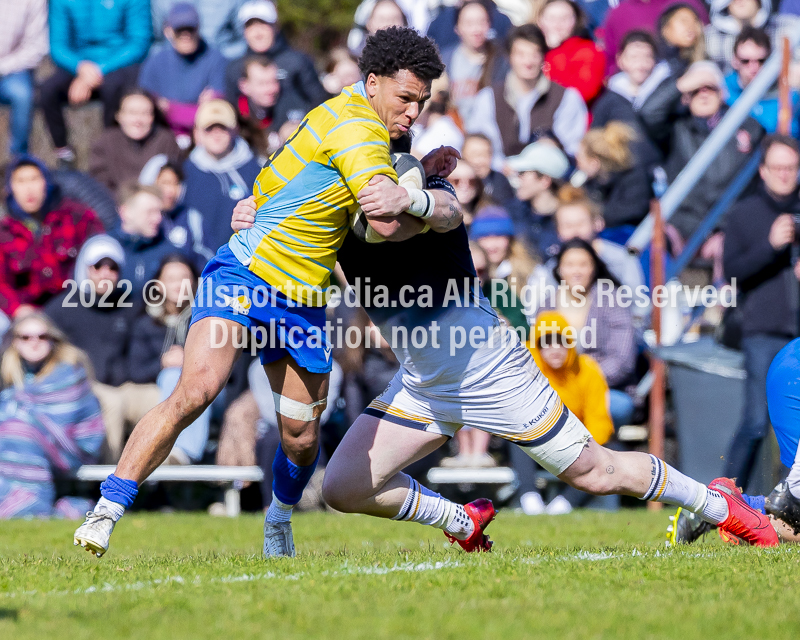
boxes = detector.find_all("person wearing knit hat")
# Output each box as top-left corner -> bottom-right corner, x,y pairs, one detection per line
514,310 -> 615,515
469,205 -> 516,242
471,205 -> 537,335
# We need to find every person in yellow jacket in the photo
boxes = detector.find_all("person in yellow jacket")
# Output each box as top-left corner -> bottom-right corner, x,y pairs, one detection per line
515,310 -> 615,515
529,310 -> 614,446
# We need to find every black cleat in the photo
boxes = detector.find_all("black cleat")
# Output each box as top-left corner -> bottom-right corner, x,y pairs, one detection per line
765,481 -> 800,535
666,507 -> 716,546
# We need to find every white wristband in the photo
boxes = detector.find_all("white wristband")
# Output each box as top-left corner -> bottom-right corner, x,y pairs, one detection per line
405,188 -> 434,219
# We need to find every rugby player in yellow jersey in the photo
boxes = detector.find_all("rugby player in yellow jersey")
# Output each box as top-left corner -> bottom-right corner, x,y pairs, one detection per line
74,27 -> 462,558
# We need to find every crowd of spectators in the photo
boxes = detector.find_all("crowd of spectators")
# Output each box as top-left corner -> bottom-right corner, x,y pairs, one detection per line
2,0 -> 800,516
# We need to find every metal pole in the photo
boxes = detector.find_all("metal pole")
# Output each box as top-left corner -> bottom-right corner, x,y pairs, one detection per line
627,22 -> 800,253
779,37 -> 792,136
647,200 -> 666,512
665,151 -> 762,282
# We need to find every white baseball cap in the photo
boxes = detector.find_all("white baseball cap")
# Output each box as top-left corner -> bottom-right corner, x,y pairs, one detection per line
506,141 -> 570,179
676,60 -> 727,98
238,0 -> 278,28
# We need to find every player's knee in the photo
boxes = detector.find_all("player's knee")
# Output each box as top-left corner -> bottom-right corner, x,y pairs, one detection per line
560,440 -> 620,495
563,451 -> 618,495
280,427 -> 319,464
321,472 -> 356,513
570,468 -> 616,495
171,376 -> 218,419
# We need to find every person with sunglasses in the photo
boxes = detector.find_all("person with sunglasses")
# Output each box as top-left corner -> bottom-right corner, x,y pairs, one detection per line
0,312 -> 105,519
705,0 -> 800,72
724,26 -> 800,136
45,235 -> 160,464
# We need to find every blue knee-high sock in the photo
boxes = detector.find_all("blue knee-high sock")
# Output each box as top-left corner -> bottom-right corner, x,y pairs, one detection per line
742,493 -> 766,515
272,444 -> 320,506
100,474 -> 139,508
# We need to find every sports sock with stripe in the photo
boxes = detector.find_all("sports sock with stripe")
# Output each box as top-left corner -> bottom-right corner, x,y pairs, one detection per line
640,455 -> 729,524
392,475 -> 475,540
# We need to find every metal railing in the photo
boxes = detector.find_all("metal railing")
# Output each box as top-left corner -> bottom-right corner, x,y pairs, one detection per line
665,150 -> 762,281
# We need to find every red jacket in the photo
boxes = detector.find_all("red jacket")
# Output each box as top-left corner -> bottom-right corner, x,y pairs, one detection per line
545,37 -> 606,105
0,198 -> 104,315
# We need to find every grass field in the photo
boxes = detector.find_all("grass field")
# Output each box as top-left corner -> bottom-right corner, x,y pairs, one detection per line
2,509 -> 800,640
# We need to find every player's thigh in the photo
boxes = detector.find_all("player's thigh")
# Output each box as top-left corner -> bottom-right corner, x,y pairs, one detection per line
263,354 -> 329,441
263,354 -> 329,403
173,317 -> 244,405
325,413 -> 448,497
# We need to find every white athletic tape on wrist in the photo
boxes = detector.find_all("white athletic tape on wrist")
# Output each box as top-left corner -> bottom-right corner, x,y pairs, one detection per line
405,188 -> 434,219
272,393 -> 327,421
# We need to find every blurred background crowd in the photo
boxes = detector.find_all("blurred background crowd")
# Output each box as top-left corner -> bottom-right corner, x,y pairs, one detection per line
1,0 -> 799,519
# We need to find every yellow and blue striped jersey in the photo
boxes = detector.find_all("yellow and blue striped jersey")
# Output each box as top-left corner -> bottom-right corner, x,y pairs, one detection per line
228,81 -> 398,305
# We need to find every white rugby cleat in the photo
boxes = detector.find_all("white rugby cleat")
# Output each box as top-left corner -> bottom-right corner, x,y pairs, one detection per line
73,505 -> 116,557
263,520 -> 296,558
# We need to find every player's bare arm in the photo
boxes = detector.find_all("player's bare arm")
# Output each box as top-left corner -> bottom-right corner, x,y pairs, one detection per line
357,175 -> 463,234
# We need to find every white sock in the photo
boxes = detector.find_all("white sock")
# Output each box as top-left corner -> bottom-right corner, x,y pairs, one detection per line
266,492 -> 294,524
641,454 -> 729,523
392,476 -> 475,540
444,504 -> 475,540
701,489 -> 729,524
97,496 -> 125,522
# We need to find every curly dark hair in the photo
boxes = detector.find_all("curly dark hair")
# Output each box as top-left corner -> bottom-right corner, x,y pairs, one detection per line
358,26 -> 445,82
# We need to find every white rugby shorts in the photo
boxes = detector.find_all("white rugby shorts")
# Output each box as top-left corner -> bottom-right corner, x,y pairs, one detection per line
366,305 -> 591,476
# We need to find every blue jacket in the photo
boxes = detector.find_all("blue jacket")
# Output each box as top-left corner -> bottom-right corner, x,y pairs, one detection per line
110,225 -> 195,295
505,198 -> 561,261
780,0 -> 800,14
150,0 -> 247,60
725,71 -> 800,137
182,138 -> 261,256
138,39 -> 227,103
49,0 -> 151,75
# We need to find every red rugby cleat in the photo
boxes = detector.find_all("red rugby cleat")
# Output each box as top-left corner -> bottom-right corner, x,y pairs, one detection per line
445,498 -> 496,552
710,478 -> 779,547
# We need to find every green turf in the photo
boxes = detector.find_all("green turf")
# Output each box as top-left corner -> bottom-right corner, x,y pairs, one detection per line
2,509 -> 799,640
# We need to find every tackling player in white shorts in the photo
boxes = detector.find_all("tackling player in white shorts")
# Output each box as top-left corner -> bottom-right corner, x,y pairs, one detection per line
231,156 -> 778,551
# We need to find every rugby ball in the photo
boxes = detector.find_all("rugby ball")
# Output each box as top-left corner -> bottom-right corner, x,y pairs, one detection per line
351,152 -> 426,243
